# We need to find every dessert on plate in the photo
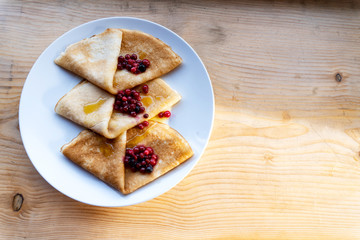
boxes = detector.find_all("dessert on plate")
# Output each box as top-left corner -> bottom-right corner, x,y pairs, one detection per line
55,78 -> 181,139
61,121 -> 193,194
55,28 -> 182,95
55,28 -> 192,194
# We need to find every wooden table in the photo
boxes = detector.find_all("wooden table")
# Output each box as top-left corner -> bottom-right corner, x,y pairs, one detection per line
1,0 -> 360,239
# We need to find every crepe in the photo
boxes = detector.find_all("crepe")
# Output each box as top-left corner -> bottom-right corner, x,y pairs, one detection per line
61,121 -> 193,194
112,29 -> 182,93
55,28 -> 122,93
124,121 -> 193,194
61,130 -> 127,193
55,78 -> 181,139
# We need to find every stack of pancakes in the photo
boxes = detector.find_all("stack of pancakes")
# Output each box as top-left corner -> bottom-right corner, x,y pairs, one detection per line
55,28 -> 193,194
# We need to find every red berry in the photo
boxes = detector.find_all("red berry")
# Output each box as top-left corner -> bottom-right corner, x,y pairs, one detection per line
131,67 -> 137,73
118,56 -> 125,62
117,64 -> 123,70
125,89 -> 131,96
131,111 -> 137,117
133,147 -> 139,153
142,59 -> 150,67
150,159 -> 156,166
125,54 -> 131,59
146,147 -> 153,154
122,96 -> 127,102
143,113 -> 149,118
158,112 -> 164,118
143,121 -> 149,127
139,146 -> 145,152
142,85 -> 149,94
163,111 -> 171,118
131,54 -> 137,60
137,124 -> 144,129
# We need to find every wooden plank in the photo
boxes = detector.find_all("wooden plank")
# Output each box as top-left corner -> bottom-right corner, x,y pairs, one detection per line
1,0 -> 360,239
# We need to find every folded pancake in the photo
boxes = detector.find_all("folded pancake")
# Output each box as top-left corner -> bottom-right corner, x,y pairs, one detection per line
124,121 -> 193,194
61,121 -> 193,194
55,28 -> 182,95
61,130 -> 127,193
112,29 -> 182,94
55,78 -> 181,139
55,28 -> 122,93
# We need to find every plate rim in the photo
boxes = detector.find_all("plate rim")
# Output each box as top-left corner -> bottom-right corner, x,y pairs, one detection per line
19,16 -> 215,207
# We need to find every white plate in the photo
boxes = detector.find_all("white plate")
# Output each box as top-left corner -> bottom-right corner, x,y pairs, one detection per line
19,17 -> 214,207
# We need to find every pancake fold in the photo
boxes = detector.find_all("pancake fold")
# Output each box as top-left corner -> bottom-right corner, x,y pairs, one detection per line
61,121 -> 193,194
55,28 -> 123,93
55,78 -> 181,139
55,28 -> 182,94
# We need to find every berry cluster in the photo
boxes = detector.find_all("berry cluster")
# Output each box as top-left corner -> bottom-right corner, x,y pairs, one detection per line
158,110 -> 171,118
117,53 -> 150,74
124,145 -> 158,173
114,89 -> 144,117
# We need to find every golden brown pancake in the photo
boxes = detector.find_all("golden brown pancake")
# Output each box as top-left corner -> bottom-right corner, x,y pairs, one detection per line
61,121 -> 193,194
112,29 -> 182,93
61,130 -> 127,193
55,28 -> 182,95
124,121 -> 193,194
55,78 -> 181,139
55,28 -> 122,93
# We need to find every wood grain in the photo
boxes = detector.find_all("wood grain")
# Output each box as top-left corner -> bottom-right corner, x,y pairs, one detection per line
1,0 -> 360,239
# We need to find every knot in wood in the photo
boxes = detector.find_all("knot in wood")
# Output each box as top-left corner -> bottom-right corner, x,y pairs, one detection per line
12,193 -> 24,212
335,73 -> 342,82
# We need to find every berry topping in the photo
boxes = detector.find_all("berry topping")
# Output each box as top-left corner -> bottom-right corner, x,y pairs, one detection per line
143,113 -> 149,118
138,64 -> 146,73
114,88 -> 145,117
142,59 -> 150,67
142,84 -> 149,94
158,110 -> 171,118
118,56 -> 125,62
124,145 -> 158,174
137,121 -> 149,129
163,110 -> 171,118
117,53 -> 150,74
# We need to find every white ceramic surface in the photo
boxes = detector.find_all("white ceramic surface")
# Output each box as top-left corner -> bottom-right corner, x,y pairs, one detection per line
19,17 -> 214,207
